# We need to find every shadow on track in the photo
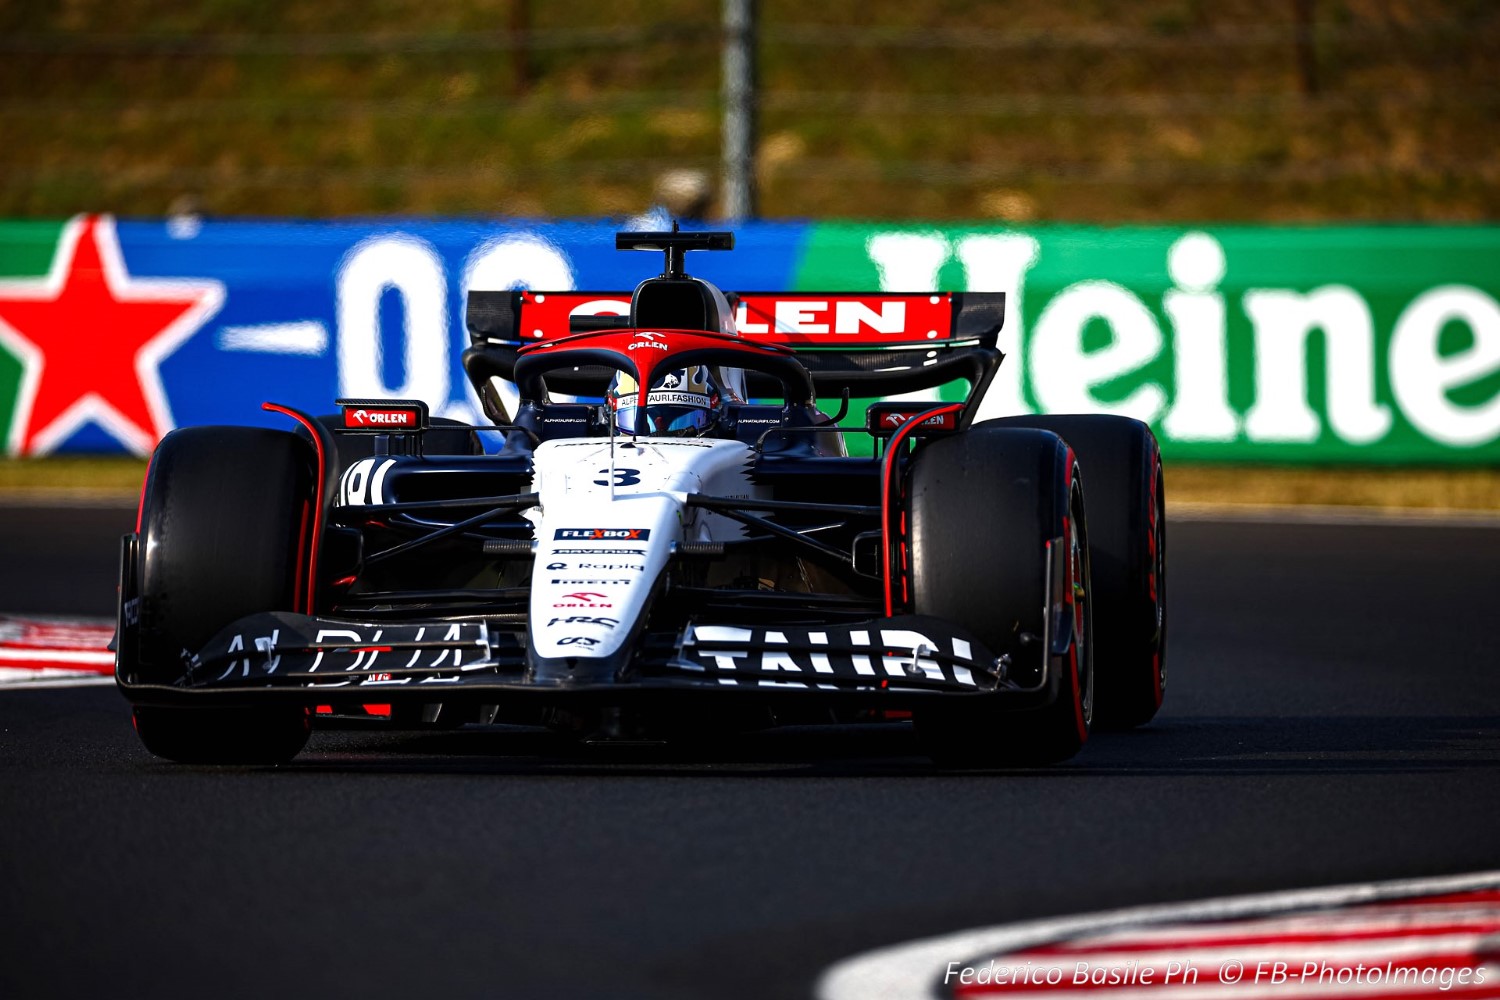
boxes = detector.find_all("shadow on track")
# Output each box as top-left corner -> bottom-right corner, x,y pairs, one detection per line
263,714 -> 1500,779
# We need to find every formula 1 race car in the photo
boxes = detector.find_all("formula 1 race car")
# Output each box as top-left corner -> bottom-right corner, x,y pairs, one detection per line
115,229 -> 1166,767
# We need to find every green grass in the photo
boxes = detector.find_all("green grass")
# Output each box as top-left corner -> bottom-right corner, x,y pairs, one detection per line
1165,464 -> 1500,512
2,0 -> 1497,221
0,457 -> 147,494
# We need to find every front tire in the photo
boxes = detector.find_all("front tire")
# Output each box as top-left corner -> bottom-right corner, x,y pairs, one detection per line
131,426 -> 314,764
907,427 -> 1094,766
985,415 -> 1166,729
132,705 -> 310,765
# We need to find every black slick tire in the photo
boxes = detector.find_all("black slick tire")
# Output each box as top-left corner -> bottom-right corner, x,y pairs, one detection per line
132,425 -> 314,764
907,426 -> 1094,766
985,415 -> 1166,729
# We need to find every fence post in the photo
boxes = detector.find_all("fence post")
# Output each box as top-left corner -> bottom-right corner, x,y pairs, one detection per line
1293,0 -> 1319,97
721,0 -> 758,221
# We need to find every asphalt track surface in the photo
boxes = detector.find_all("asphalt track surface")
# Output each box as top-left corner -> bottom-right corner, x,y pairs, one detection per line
1,502 -> 1497,1000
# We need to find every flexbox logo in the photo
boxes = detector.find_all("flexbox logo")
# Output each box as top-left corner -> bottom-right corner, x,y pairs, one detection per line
553,528 -> 651,541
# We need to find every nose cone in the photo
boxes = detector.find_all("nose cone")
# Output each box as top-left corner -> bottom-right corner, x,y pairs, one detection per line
525,437 -> 760,684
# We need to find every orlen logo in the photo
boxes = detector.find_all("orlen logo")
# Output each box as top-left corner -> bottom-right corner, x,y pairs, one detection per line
882,410 -> 956,429
736,297 -> 912,335
553,591 -> 613,608
554,528 -> 651,540
627,331 -> 669,352
345,408 -> 417,428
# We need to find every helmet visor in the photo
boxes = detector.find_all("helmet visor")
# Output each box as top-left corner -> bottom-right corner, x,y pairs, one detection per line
615,399 -> 714,437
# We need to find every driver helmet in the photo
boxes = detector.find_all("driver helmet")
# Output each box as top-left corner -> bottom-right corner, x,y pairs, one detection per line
608,363 -> 747,437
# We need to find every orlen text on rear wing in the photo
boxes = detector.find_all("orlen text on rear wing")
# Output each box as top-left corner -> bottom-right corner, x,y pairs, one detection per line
464,289 -> 1006,401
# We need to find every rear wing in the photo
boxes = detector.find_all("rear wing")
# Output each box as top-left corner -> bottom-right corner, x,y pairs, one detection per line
465,290 -> 1005,401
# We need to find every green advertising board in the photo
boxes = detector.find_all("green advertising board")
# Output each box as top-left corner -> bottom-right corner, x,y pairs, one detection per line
796,224 -> 1500,464
0,221 -> 66,451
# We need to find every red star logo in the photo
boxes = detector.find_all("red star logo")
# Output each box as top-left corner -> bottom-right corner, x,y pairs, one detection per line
0,215 -> 224,455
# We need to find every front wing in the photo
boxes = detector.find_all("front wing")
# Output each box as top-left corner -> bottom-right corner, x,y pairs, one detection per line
115,610 -> 1053,711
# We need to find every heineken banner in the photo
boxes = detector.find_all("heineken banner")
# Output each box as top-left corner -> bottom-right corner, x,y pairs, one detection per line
0,215 -> 1497,462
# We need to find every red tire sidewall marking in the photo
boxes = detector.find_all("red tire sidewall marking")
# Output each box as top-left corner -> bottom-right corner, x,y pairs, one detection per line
1147,445 -> 1164,705
1064,450 -> 1087,743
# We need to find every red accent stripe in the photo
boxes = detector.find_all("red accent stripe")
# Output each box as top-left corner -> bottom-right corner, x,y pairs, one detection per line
261,403 -> 325,614
1063,452 -> 1087,743
880,403 -> 964,617
2,640 -> 112,651
362,704 -> 392,717
1148,448 -> 1164,705
0,657 -> 114,675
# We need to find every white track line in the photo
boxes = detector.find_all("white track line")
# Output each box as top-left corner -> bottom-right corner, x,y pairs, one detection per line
0,673 -> 115,689
816,870 -> 1500,1000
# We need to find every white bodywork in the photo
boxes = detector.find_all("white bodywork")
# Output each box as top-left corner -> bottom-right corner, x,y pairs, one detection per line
524,437 -> 766,660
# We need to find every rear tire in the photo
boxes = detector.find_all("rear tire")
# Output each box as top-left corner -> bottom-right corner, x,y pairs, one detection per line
132,426 -> 314,764
985,415 -> 1166,729
907,427 -> 1094,766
